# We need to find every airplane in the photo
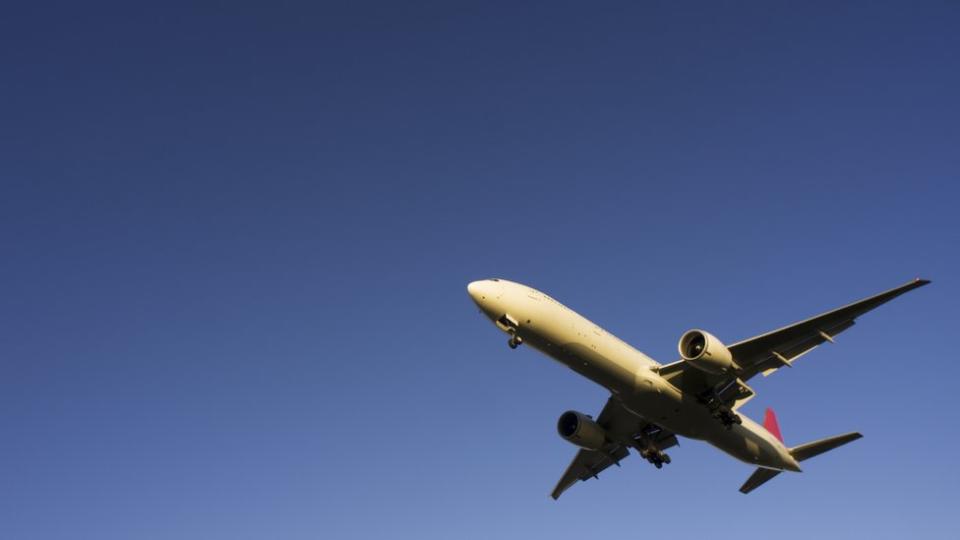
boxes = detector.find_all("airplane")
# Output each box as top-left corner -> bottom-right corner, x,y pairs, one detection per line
466,277 -> 929,498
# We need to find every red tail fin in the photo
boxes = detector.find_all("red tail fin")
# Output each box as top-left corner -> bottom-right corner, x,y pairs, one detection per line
763,408 -> 784,443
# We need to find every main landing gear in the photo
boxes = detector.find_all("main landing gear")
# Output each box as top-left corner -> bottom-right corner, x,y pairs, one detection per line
713,408 -> 742,429
700,392 -> 742,429
641,449 -> 671,469
633,430 -> 671,469
508,335 -> 523,349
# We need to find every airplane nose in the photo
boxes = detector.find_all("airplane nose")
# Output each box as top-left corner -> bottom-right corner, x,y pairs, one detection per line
468,279 -> 503,308
467,280 -> 483,301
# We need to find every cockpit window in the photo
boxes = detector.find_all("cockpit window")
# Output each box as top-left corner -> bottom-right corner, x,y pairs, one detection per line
490,278 -> 500,282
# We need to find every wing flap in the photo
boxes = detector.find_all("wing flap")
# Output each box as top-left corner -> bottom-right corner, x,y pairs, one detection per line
755,319 -> 856,376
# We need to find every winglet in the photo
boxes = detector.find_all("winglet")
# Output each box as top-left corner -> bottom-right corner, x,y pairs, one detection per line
763,408 -> 783,443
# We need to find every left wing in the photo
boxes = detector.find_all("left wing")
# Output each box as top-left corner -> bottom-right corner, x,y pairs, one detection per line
659,279 -> 930,407
727,278 -> 930,380
551,397 -> 677,499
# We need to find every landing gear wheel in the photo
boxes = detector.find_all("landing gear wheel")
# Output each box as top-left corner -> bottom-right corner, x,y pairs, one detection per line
508,335 -> 523,349
641,449 -> 669,469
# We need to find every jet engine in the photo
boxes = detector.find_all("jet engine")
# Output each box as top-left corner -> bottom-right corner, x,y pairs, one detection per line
557,410 -> 608,450
678,329 -> 735,375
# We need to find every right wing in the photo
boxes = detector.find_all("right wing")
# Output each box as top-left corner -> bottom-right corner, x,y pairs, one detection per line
551,397 -> 677,499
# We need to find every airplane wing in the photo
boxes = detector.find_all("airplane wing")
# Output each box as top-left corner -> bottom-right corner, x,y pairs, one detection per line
727,278 -> 930,380
659,279 -> 930,406
551,397 -> 677,499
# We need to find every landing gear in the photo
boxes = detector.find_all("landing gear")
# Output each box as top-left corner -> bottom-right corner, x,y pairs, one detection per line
699,390 -> 742,429
633,426 -> 671,469
714,408 -> 742,429
498,314 -> 523,349
641,449 -> 671,469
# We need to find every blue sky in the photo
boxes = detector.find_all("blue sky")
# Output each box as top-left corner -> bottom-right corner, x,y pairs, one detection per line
2,2 -> 958,539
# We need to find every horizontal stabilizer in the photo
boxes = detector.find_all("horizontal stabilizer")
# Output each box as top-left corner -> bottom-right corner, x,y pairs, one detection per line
790,432 -> 863,462
740,432 -> 862,494
739,467 -> 782,494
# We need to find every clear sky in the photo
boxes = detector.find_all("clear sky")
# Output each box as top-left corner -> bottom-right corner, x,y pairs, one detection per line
2,2 -> 958,539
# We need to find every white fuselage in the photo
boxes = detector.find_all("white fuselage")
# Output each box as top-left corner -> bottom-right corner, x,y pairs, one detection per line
468,278 -> 800,472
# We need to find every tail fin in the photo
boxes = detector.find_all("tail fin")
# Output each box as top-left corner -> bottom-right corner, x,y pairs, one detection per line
763,408 -> 783,442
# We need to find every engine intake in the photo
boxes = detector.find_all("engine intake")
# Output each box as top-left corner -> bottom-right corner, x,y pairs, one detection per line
678,329 -> 735,375
557,410 -> 607,450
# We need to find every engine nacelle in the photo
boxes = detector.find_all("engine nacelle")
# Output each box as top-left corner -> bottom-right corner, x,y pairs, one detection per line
557,410 -> 608,450
678,329 -> 735,375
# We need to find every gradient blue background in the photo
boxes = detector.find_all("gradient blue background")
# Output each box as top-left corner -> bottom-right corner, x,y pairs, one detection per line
2,2 -> 958,538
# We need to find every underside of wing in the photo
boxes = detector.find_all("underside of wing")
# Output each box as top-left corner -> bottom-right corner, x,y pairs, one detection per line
659,279 -> 929,407
729,278 -> 929,380
551,446 -> 629,500
551,397 -> 676,499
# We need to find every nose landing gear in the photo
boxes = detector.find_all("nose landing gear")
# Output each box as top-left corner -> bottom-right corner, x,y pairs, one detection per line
497,314 -> 523,349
